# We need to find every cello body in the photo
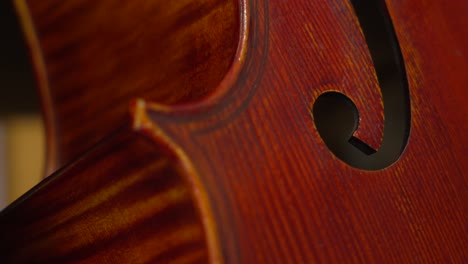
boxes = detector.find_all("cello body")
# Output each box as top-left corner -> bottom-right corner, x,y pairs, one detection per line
1,0 -> 466,263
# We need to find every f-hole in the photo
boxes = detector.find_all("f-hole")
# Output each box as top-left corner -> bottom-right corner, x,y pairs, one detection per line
313,0 -> 411,170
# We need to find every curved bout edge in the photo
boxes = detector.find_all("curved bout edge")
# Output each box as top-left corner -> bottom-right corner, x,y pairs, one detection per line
14,0 -> 243,172
13,0 -> 58,176
131,98 -> 222,264
0,108 -> 221,263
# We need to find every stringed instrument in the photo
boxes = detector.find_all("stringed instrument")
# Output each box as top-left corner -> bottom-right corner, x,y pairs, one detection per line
1,0 -> 466,263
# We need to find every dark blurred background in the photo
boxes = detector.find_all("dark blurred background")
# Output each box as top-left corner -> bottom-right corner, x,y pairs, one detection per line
0,0 -> 39,113
0,1 -> 44,208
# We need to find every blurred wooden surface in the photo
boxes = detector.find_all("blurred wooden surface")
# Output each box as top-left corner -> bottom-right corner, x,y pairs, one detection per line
1,0 -> 466,263
16,0 -> 240,174
0,127 -> 213,263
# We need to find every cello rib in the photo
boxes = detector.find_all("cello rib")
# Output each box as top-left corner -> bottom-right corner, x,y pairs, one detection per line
14,0 -> 241,173
3,0 -> 467,263
0,119 -> 219,263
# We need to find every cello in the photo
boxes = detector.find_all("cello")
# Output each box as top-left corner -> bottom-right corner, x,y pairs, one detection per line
1,0 -> 466,263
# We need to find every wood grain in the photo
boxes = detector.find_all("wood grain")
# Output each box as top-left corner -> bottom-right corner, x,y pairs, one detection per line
15,0 -> 240,174
141,0 -> 467,262
4,0 -> 467,263
0,127 -> 213,263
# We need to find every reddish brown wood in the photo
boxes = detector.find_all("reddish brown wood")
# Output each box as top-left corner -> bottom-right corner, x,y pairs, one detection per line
15,0 -> 240,174
2,0 -> 467,263
0,127 -> 215,263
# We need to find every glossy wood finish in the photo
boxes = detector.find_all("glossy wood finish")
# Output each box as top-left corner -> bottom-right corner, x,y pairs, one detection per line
0,125 -> 215,263
15,0 -> 240,174
3,0 -> 467,263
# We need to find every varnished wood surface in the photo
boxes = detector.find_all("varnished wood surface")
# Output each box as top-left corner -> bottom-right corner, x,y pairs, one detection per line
15,0 -> 240,174
4,0 -> 467,263
0,127 -> 213,263
139,0 -> 466,262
